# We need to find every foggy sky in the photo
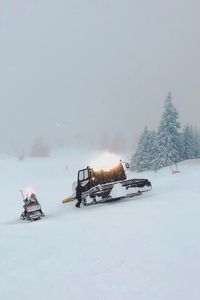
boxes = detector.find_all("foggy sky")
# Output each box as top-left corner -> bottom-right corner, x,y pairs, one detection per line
0,0 -> 200,153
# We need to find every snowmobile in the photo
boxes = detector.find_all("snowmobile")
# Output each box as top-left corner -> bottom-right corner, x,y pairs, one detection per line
20,192 -> 45,221
74,160 -> 152,207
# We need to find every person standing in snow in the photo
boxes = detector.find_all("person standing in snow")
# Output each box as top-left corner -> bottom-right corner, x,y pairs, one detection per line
75,183 -> 84,208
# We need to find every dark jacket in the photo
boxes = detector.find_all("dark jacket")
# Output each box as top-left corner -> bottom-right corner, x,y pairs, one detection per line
76,184 -> 83,200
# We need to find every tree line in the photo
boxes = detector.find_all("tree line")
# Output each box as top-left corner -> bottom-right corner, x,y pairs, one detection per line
130,92 -> 200,172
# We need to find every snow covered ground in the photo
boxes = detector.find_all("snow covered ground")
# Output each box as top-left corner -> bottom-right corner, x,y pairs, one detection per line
0,150 -> 200,300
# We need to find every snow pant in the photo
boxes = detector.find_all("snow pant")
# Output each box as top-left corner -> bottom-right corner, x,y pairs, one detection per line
75,197 -> 82,208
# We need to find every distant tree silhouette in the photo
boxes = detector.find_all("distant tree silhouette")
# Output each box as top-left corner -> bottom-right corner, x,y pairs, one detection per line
31,138 -> 50,157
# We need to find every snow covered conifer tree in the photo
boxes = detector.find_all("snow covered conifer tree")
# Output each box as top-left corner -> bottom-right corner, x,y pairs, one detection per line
182,125 -> 195,160
148,130 -> 157,169
152,92 -> 181,170
193,128 -> 200,158
131,126 -> 153,172
130,152 -> 138,171
182,125 -> 200,160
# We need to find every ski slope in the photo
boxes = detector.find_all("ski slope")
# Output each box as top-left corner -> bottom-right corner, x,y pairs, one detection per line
0,150 -> 200,300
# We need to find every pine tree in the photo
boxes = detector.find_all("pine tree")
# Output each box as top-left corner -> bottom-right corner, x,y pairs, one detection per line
130,152 -> 138,171
148,130 -> 157,170
193,128 -> 200,158
152,92 -> 181,170
182,125 -> 196,160
182,125 -> 200,160
131,126 -> 154,172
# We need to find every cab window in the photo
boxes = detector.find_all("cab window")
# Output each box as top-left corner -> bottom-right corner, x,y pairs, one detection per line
78,170 -> 84,181
78,169 -> 89,182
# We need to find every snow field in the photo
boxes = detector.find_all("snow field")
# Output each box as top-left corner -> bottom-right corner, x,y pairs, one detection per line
0,151 -> 200,300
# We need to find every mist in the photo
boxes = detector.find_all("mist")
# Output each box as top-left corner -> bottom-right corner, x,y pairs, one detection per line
0,0 -> 199,154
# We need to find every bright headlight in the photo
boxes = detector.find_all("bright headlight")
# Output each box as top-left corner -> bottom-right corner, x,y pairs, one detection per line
90,152 -> 121,172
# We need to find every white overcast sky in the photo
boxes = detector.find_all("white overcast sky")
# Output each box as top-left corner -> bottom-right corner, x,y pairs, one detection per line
0,0 -> 199,152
